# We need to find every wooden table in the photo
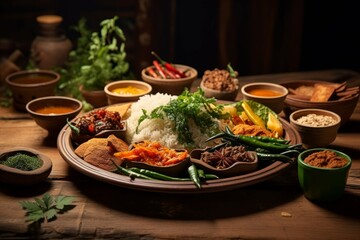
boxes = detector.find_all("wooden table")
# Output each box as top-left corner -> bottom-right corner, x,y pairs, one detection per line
1,69 -> 360,239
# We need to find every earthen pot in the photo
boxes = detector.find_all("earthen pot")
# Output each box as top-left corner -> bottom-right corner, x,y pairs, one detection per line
6,69 -> 60,112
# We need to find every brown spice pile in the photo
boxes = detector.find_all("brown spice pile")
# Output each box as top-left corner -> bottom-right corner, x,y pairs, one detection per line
202,68 -> 239,92
304,150 -> 348,168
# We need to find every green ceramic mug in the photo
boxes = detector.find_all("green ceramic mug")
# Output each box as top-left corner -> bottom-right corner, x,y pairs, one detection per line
297,148 -> 351,202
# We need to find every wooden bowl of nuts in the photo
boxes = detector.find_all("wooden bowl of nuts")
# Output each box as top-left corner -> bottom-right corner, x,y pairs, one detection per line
200,65 -> 239,101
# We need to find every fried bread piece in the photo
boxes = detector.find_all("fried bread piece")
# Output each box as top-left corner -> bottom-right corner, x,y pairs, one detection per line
83,144 -> 122,171
74,134 -> 128,171
107,134 -> 129,152
310,84 -> 335,102
106,103 -> 131,119
75,138 -> 108,158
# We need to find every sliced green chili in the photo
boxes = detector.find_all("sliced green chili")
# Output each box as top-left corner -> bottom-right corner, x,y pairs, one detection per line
67,118 -> 80,135
129,167 -> 190,181
111,160 -> 155,180
188,164 -> 201,188
256,152 -> 294,163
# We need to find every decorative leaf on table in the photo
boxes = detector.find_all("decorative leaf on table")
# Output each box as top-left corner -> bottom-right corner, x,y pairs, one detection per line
20,193 -> 76,226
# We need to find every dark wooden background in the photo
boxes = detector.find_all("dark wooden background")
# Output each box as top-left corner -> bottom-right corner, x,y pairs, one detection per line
1,0 -> 360,78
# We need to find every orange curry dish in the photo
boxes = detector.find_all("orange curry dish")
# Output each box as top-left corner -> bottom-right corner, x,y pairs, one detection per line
114,141 -> 189,166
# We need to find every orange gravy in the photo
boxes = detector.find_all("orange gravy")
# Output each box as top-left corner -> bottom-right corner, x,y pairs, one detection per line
248,89 -> 282,97
35,106 -> 75,114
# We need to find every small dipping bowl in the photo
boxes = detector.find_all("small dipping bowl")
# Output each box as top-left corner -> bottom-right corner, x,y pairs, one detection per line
0,147 -> 52,186
241,82 -> 288,114
141,64 -> 198,95
104,80 -> 152,105
6,69 -> 60,112
26,96 -> 83,134
200,79 -> 239,101
298,148 -> 351,202
290,109 -> 341,149
190,148 -> 258,178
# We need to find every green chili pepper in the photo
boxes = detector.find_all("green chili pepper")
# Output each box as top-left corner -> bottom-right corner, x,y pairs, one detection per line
204,173 -> 219,180
129,167 -> 190,181
66,118 -> 80,135
188,164 -> 201,188
256,152 -> 294,163
111,160 -> 155,180
197,169 -> 206,179
227,63 -> 237,78
246,135 -> 290,144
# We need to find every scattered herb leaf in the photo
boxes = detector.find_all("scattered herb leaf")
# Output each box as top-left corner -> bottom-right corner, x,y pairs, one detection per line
20,193 -> 75,225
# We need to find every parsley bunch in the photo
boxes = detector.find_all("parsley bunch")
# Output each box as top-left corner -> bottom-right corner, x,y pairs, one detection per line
137,89 -> 229,148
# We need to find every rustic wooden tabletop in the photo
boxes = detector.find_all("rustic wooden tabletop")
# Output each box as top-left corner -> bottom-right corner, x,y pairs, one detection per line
1,69 -> 359,239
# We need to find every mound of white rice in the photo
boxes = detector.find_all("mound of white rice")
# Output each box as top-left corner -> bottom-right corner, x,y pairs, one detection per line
125,93 -> 221,149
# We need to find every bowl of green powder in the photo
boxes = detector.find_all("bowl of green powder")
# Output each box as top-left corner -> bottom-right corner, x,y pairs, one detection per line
0,147 -> 52,185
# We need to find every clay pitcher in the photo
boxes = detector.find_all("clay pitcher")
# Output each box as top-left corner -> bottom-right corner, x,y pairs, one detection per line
31,15 -> 72,69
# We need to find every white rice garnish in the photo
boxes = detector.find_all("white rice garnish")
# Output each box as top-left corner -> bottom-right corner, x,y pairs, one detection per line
125,93 -> 221,149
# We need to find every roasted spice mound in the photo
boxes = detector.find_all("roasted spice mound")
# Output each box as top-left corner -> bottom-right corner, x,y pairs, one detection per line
202,68 -> 239,92
200,145 -> 255,169
304,150 -> 348,168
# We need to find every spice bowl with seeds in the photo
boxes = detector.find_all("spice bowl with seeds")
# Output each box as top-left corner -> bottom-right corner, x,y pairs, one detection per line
297,148 -> 351,202
290,109 -> 341,149
190,146 -> 258,178
200,65 -> 240,101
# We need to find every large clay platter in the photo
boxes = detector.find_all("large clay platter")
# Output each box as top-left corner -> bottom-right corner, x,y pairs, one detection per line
57,111 -> 301,194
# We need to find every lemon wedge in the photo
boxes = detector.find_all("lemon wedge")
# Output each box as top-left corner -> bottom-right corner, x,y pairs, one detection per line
267,112 -> 283,137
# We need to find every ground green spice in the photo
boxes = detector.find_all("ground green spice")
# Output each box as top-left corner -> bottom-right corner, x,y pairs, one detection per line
1,153 -> 42,171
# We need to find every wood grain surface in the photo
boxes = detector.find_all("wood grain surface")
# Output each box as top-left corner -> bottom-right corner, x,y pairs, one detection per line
1,69 -> 359,239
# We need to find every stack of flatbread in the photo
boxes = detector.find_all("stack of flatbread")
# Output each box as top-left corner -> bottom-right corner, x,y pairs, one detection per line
288,82 -> 359,102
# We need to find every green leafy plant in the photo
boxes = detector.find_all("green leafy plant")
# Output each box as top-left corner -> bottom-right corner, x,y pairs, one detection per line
20,193 -> 75,234
58,17 -> 92,98
59,16 -> 132,100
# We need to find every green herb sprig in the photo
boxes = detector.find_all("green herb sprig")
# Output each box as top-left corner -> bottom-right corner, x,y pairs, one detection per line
20,193 -> 75,233
137,88 -> 229,148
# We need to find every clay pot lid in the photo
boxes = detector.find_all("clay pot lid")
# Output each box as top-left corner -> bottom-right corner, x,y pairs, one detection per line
36,15 -> 63,24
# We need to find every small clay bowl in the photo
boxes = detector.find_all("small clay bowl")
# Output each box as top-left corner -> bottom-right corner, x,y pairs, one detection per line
26,96 -> 83,134
190,148 -> 258,178
200,79 -> 239,101
141,64 -> 198,95
70,121 -> 127,146
241,82 -> 289,114
6,69 -> 60,112
104,80 -> 152,105
0,147 -> 52,185
290,109 -> 341,149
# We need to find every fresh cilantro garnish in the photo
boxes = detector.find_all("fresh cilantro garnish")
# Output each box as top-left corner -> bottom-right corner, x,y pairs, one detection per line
137,88 -> 229,148
20,193 -> 75,233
